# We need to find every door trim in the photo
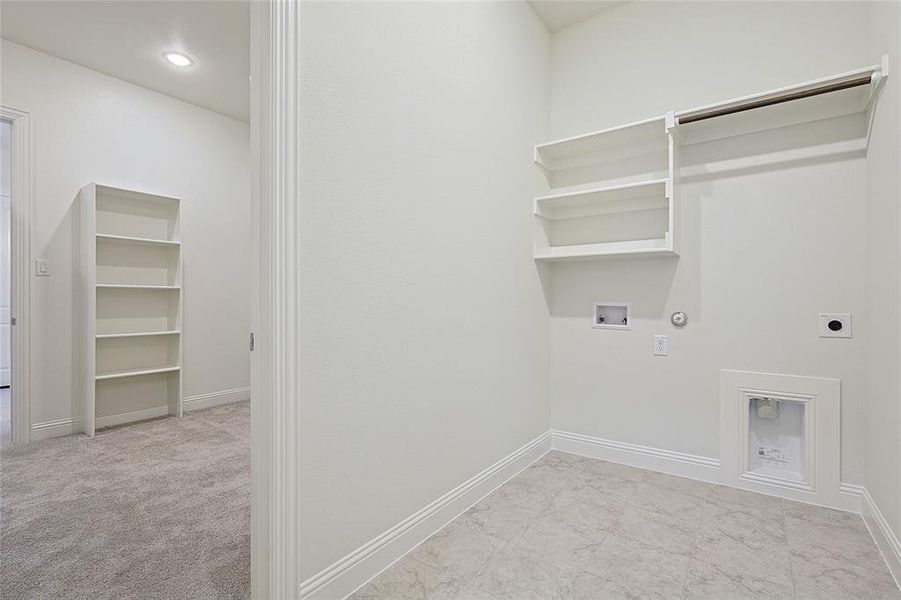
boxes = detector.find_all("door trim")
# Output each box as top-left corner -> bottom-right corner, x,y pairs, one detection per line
1,106 -> 33,446
250,1 -> 301,597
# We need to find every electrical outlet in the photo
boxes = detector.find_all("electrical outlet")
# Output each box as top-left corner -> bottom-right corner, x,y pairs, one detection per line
819,313 -> 851,338
654,335 -> 668,356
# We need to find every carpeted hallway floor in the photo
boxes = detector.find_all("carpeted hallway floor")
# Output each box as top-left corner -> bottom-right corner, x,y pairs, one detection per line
0,401 -> 250,600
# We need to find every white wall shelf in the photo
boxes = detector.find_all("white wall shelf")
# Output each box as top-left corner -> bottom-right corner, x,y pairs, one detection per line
79,183 -> 184,436
96,284 -> 181,290
534,115 -> 669,172
676,59 -> 889,144
96,330 -> 181,339
534,238 -> 675,262
96,233 -> 181,247
534,178 -> 670,221
95,366 -> 181,381
532,58 -> 889,263
533,113 -> 677,260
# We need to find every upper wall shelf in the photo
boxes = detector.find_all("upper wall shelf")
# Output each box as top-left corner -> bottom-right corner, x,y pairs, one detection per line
533,113 -> 677,260
534,115 -> 671,172
675,58 -> 888,143
534,238 -> 675,262
531,57 -> 888,263
94,184 -> 181,242
534,178 -> 670,221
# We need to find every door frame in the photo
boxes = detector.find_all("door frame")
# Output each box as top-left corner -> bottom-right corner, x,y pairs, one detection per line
250,1 -> 301,597
1,106 -> 32,446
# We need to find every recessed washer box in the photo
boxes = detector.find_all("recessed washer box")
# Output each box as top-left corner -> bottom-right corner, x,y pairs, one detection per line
593,303 -> 631,330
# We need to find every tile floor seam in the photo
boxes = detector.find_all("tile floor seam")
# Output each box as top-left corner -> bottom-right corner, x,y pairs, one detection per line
677,499 -> 709,600
782,502 -> 799,600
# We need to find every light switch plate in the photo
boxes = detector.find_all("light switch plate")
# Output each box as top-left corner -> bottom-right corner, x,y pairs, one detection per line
819,313 -> 851,338
35,259 -> 50,277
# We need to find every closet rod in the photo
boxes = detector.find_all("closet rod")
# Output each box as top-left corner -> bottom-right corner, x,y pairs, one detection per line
678,74 -> 873,124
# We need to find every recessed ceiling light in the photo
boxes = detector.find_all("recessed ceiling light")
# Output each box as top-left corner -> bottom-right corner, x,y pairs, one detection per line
163,51 -> 193,67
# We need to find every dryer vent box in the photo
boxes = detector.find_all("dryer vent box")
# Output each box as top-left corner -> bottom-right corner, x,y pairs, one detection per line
593,303 -> 631,330
819,313 -> 851,338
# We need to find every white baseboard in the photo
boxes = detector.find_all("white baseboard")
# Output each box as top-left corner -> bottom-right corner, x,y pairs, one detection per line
551,429 -> 861,512
184,387 -> 250,411
299,431 -> 552,600
27,388 -> 250,443
95,406 -> 168,429
30,416 -> 82,441
855,484 -> 901,589
551,429 -> 721,482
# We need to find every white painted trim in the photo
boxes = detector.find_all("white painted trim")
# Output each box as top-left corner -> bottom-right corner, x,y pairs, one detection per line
28,391 -> 249,443
94,406 -> 168,429
1,106 -> 33,445
300,432 -> 552,600
184,387 -> 250,411
551,429 -> 721,482
855,484 -> 901,589
250,1 -> 300,598
30,416 -> 82,441
551,429 -> 861,512
837,482 -> 864,513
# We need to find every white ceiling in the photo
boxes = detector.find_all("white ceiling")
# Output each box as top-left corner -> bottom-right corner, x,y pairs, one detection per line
529,1 -> 627,32
0,1 -> 250,122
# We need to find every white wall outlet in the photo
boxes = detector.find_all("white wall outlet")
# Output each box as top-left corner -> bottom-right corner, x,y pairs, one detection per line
35,259 -> 50,277
654,335 -> 668,356
819,313 -> 851,338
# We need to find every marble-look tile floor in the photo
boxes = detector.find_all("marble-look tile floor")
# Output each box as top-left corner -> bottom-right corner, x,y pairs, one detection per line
350,451 -> 899,600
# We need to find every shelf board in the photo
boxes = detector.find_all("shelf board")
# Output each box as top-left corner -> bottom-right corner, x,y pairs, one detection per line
534,238 -> 676,262
96,284 -> 180,290
676,61 -> 887,144
96,330 -> 181,340
96,233 -> 180,247
535,179 -> 670,220
95,184 -> 179,205
535,115 -> 669,171
95,366 -> 181,381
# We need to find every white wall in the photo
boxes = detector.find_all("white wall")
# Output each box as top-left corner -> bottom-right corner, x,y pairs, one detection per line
866,1 -> 901,542
299,1 -> 550,579
0,41 -> 250,430
547,1 -> 871,484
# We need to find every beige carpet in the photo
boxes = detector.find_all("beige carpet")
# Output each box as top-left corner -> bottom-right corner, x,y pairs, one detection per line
1,401 -> 250,599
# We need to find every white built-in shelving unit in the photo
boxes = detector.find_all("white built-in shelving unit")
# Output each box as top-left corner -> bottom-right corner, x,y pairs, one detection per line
78,184 -> 183,436
533,114 -> 678,261
532,58 -> 888,262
